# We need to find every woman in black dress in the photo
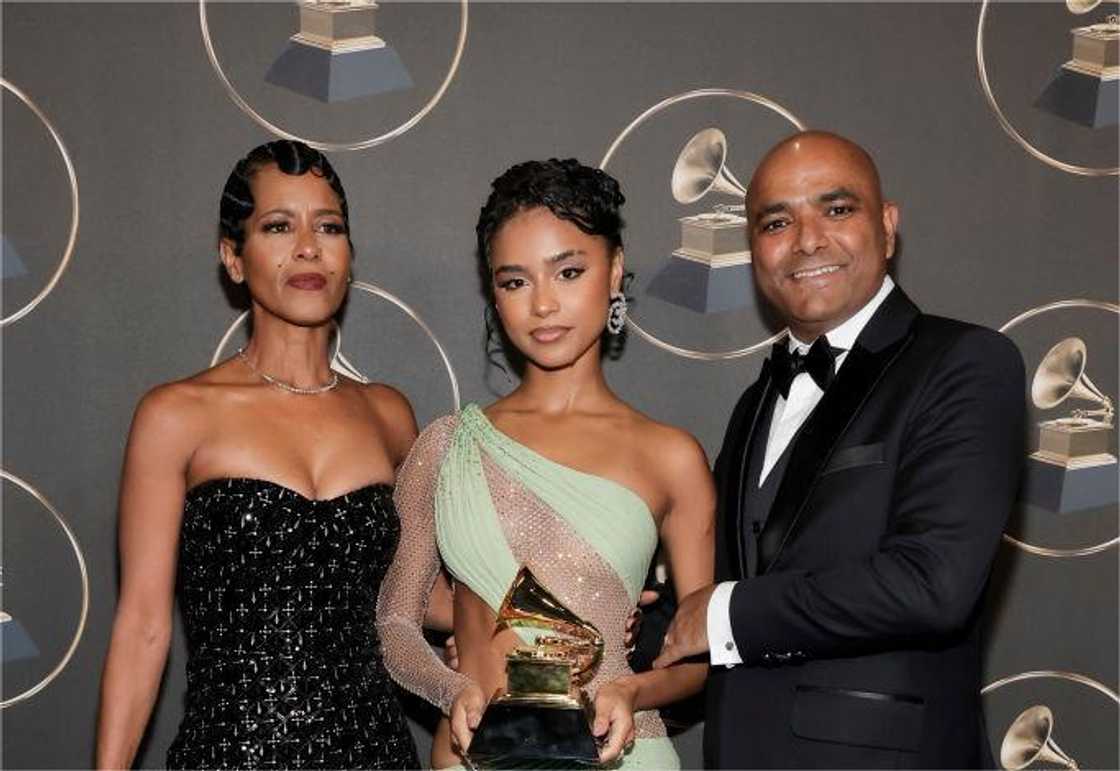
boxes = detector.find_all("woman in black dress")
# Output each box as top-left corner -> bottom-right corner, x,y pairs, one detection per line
96,141 -> 434,769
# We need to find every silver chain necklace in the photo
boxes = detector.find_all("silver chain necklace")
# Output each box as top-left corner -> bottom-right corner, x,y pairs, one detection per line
236,348 -> 340,395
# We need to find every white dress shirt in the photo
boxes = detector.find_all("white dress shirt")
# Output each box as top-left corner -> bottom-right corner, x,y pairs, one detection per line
707,276 -> 895,666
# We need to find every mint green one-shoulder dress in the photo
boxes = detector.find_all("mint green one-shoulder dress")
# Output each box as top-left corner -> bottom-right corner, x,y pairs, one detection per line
378,405 -> 680,769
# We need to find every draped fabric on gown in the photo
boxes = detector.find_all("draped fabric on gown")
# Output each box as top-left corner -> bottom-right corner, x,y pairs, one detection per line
378,406 -> 680,769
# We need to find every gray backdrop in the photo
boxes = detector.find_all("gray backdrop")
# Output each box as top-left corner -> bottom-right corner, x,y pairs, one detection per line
2,2 -> 1117,768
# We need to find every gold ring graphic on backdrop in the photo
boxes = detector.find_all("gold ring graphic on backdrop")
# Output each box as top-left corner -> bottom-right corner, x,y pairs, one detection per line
0,469 -> 89,709
983,669 -> 1118,701
198,0 -> 468,152
976,0 -> 1119,177
210,280 -> 460,410
599,88 -> 806,361
0,79 -> 80,328
999,298 -> 1119,558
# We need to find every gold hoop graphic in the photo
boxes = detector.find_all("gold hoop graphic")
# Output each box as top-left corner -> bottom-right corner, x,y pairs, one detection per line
983,669 -> 1118,702
1000,298 -> 1119,558
976,0 -> 1119,177
599,88 -> 805,361
199,0 -> 468,152
210,280 -> 460,410
0,470 -> 90,709
0,79 -> 80,328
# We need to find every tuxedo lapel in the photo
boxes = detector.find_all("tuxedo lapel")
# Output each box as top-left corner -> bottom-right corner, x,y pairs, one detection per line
757,288 -> 920,574
720,359 -> 775,581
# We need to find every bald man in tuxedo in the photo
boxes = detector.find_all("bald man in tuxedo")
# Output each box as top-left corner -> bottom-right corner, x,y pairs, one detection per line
654,132 -> 1024,769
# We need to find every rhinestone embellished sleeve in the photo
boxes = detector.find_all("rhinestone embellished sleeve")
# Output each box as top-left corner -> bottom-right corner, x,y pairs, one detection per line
377,415 -> 475,715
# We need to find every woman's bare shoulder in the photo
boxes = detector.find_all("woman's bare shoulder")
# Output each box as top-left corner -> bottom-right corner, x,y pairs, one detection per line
623,406 -> 710,470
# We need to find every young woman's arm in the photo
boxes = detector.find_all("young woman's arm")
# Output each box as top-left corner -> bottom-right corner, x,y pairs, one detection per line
591,428 -> 716,761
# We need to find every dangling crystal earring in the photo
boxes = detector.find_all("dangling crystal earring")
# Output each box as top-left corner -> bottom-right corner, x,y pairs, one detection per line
607,291 -> 628,335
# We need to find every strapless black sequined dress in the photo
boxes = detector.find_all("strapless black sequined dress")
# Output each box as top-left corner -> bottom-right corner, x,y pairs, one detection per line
167,478 -> 420,770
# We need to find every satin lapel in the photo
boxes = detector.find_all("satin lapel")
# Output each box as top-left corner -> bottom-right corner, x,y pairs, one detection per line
757,289 -> 919,573
721,358 -> 775,582
725,361 -> 774,580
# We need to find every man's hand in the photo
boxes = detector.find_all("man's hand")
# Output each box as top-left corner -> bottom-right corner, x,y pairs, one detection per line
652,584 -> 716,668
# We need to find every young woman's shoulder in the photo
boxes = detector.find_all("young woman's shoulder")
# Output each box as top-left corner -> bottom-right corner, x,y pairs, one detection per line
624,407 -> 710,476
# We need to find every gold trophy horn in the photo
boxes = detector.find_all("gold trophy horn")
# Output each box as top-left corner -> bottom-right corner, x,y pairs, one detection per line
1031,337 -> 1115,425
467,567 -> 604,767
494,567 -> 604,685
1000,705 -> 1079,769
671,128 -> 748,205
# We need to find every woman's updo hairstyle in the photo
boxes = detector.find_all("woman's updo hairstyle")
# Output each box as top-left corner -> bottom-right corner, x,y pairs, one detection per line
475,158 -> 625,294
475,158 -> 630,383
219,140 -> 353,255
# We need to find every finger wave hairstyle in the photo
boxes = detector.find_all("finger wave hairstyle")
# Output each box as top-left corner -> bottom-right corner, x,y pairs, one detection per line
219,139 -> 353,256
474,158 -> 631,382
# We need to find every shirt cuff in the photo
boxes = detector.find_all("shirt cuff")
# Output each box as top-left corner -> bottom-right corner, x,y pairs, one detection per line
706,581 -> 743,667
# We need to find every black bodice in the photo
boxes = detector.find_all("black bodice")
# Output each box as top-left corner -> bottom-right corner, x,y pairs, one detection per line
167,478 -> 419,770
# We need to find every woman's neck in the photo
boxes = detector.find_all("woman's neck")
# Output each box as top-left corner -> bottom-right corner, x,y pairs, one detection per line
240,310 -> 334,390
506,348 -> 616,415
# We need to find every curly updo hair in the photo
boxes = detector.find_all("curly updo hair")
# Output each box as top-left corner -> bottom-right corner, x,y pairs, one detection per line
475,158 -> 630,382
219,140 -> 353,255
476,158 -> 625,290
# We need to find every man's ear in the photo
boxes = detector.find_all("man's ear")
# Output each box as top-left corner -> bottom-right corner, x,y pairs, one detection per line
610,249 -> 625,294
882,202 -> 900,260
219,239 -> 245,284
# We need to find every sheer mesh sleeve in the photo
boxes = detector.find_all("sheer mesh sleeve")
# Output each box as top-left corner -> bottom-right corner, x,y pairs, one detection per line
377,414 -> 475,715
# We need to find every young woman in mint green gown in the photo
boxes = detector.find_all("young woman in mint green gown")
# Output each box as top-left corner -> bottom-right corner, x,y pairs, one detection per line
378,159 -> 715,769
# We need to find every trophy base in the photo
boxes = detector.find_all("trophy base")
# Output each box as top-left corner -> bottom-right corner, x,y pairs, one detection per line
1022,453 -> 1119,513
1035,65 -> 1119,128
265,41 -> 413,103
468,697 -> 600,769
2,234 -> 29,280
646,254 -> 755,314
0,616 -> 40,663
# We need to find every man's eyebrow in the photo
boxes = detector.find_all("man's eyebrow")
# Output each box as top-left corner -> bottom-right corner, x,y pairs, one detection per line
753,201 -> 789,220
818,187 -> 861,203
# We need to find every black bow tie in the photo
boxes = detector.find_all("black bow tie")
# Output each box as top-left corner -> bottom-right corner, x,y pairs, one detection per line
769,336 -> 845,398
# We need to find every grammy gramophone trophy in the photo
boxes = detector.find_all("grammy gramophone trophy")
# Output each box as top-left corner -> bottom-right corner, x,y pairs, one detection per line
1000,705 -> 1079,770
1022,337 -> 1118,513
1035,0 -> 1118,128
645,128 -> 755,315
467,567 -> 604,769
266,0 -> 413,103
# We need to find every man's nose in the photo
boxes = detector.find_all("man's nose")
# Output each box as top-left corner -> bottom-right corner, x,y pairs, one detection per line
795,216 -> 827,255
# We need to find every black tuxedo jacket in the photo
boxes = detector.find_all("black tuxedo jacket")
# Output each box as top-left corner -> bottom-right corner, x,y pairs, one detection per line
704,287 -> 1025,769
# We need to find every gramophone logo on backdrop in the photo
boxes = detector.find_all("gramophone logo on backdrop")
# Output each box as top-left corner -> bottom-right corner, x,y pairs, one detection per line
646,128 -> 754,315
1035,0 -> 1118,128
0,565 -> 40,664
1000,705 -> 1078,770
266,0 -> 413,102
1023,337 -> 1118,513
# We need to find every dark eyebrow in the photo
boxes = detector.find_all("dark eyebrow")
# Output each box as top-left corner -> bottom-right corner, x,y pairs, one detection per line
493,250 -> 585,276
258,208 -> 295,218
314,208 -> 344,217
754,202 -> 789,220
818,187 -> 861,204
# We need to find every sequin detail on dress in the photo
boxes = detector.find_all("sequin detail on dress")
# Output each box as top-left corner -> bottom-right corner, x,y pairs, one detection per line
167,478 -> 420,770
